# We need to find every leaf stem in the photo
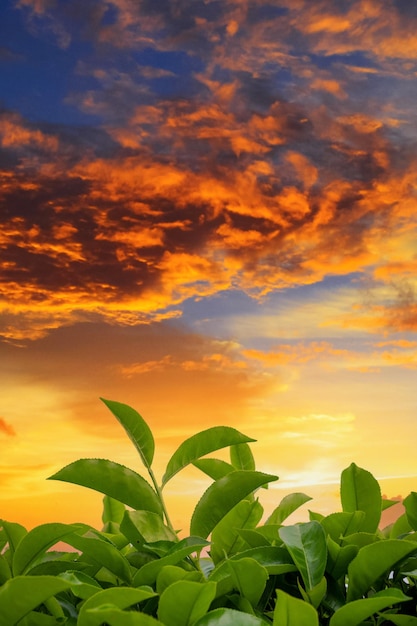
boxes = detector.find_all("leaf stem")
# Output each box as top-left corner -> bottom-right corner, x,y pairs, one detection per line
148,467 -> 177,536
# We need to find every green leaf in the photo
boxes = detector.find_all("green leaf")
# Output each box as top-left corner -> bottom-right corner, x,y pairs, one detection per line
279,521 -> 327,591
0,520 -> 27,556
48,458 -> 163,515
209,546 -> 297,598
340,463 -> 382,533
390,513 -> 412,539
102,495 -> 126,526
381,615 -> 417,625
65,531 -> 132,583
133,537 -> 209,586
156,565 -> 203,594
226,558 -> 268,607
85,607 -> 163,626
273,589 -> 319,626
0,575 -> 71,626
230,443 -> 255,471
404,492 -> 417,530
193,459 -> 235,481
321,511 -> 365,543
329,590 -> 410,626
347,539 -> 417,601
326,536 -> 358,579
266,493 -> 312,526
210,499 -> 263,564
12,522 -> 78,576
194,608 -> 265,626
101,398 -> 155,468
121,510 -> 177,545
157,580 -> 217,626
190,471 -> 277,539
58,570 -> 102,599
162,427 -> 256,486
78,587 -> 157,626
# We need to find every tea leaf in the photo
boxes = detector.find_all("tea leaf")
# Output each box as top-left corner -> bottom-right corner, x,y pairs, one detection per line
58,570 -> 102,599
194,608 -> 265,626
230,443 -> 255,471
273,589 -> 319,626
404,492 -> 417,530
101,398 -> 155,469
121,510 -> 177,545
12,522 -> 78,576
265,493 -> 312,526
347,539 -> 417,601
157,580 -> 216,626
78,587 -> 157,626
0,521 -> 27,557
381,615 -> 417,625
102,496 -> 126,526
49,458 -> 163,515
321,511 -> 365,544
0,575 -> 71,626
340,463 -> 382,533
330,590 -> 410,626
133,537 -> 209,586
211,499 -> 263,564
85,607 -> 163,626
65,531 -> 132,583
193,458 -> 235,481
162,427 -> 256,486
226,557 -> 268,607
190,471 -> 277,539
279,521 -> 327,591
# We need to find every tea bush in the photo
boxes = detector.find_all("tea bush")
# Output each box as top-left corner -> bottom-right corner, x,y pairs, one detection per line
1,398 -> 417,625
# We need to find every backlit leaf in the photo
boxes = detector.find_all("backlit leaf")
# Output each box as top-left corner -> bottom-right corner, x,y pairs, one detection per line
190,471 -> 277,539
193,459 -> 235,481
210,499 -> 263,564
226,557 -> 268,607
404,492 -> 417,530
85,607 -> 163,626
230,443 -> 255,471
340,463 -> 381,533
101,398 -> 155,468
121,510 -> 177,546
12,522 -> 78,576
48,458 -> 162,515
102,496 -> 126,526
65,531 -> 132,583
266,493 -> 312,526
162,427 -> 255,486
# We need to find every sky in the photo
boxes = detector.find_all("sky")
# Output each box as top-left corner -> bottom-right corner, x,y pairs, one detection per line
1,0 -> 416,532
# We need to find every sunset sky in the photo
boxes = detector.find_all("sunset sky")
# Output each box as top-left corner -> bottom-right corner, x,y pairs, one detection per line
1,0 -> 416,532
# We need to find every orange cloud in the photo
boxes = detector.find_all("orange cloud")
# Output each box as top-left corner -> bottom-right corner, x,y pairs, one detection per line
0,418 -> 16,437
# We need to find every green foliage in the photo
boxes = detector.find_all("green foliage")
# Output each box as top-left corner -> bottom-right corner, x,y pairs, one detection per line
2,398 -> 417,625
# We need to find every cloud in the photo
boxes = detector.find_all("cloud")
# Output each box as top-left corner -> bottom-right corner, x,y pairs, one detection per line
0,418 -> 16,437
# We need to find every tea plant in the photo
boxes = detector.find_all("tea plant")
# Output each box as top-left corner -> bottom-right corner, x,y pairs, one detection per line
1,397 -> 417,625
